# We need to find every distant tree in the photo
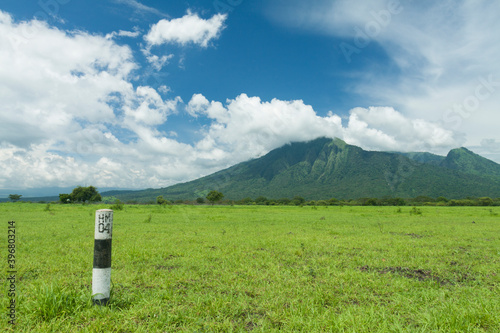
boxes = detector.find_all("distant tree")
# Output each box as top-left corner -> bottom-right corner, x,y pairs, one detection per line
328,198 -> 339,206
8,194 -> 22,202
276,198 -> 291,205
255,196 -> 268,205
72,186 -> 101,203
479,197 -> 493,206
436,196 -> 448,203
196,197 -> 205,204
60,186 -> 101,204
238,197 -> 253,205
206,190 -> 224,205
156,195 -> 168,205
358,197 -> 377,206
291,196 -> 305,206
59,193 -> 72,204
392,198 -> 407,206
412,195 -> 435,203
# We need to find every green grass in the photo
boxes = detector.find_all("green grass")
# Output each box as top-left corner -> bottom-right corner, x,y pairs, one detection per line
1,203 -> 499,332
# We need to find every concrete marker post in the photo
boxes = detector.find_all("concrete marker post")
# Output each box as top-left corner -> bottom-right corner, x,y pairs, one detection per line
92,209 -> 113,305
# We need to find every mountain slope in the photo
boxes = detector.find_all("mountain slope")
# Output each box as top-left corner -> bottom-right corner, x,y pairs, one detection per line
440,147 -> 500,180
396,152 -> 445,165
106,138 -> 500,202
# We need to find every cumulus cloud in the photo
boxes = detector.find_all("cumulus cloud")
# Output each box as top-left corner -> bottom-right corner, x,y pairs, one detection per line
0,12 -> 136,148
123,86 -> 181,126
186,93 -> 210,117
188,94 -> 460,165
0,10 -> 185,189
343,107 -> 460,153
144,11 -> 227,47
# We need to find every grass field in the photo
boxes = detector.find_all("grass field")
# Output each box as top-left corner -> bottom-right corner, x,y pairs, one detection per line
1,203 -> 499,332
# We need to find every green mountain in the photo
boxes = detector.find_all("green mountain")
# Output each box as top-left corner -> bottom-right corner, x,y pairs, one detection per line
440,147 -> 500,181
396,152 -> 445,165
105,138 -> 500,202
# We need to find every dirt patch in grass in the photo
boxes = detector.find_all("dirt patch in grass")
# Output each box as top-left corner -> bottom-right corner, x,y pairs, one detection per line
164,254 -> 183,260
245,321 -> 258,331
389,232 -> 424,238
155,265 -> 179,271
359,265 -> 450,285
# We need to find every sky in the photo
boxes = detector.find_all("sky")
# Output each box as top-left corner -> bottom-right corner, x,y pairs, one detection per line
1,0 -> 499,191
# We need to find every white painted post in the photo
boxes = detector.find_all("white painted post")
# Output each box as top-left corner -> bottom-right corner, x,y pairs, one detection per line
92,209 -> 113,305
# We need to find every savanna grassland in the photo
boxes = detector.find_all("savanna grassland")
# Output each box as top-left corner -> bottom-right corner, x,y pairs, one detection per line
1,203 -> 499,332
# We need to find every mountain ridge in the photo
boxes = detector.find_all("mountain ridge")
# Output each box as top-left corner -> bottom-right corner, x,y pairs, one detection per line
103,138 -> 500,202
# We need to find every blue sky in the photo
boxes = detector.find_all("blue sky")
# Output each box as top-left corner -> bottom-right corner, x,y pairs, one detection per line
1,0 -> 499,191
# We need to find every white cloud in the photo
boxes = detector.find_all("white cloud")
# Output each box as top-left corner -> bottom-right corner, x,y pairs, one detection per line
113,0 -> 170,18
343,107 -> 460,153
123,86 -> 180,126
147,54 -> 173,70
0,12 -> 136,148
158,85 -> 171,94
141,47 -> 174,70
0,10 -> 186,189
106,29 -> 141,40
188,94 -> 460,165
141,11 -> 226,72
144,11 -> 227,47
186,93 -> 210,117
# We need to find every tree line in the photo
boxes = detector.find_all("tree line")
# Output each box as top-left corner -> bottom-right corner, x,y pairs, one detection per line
151,194 -> 500,207
5,187 -> 500,207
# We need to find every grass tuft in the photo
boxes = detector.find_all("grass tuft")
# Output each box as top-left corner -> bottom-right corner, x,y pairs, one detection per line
28,284 -> 92,322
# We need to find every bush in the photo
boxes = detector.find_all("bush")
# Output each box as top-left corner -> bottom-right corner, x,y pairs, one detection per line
291,196 -> 305,206
479,197 -> 494,206
410,206 -> 422,215
237,197 -> 254,205
156,196 -> 170,205
206,190 -> 224,205
363,198 -> 378,206
255,196 -> 269,205
110,199 -> 124,211
59,193 -> 72,204
276,198 -> 291,205
328,198 -> 339,206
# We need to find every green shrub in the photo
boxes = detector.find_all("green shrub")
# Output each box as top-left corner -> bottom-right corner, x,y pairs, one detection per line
110,199 -> 124,211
